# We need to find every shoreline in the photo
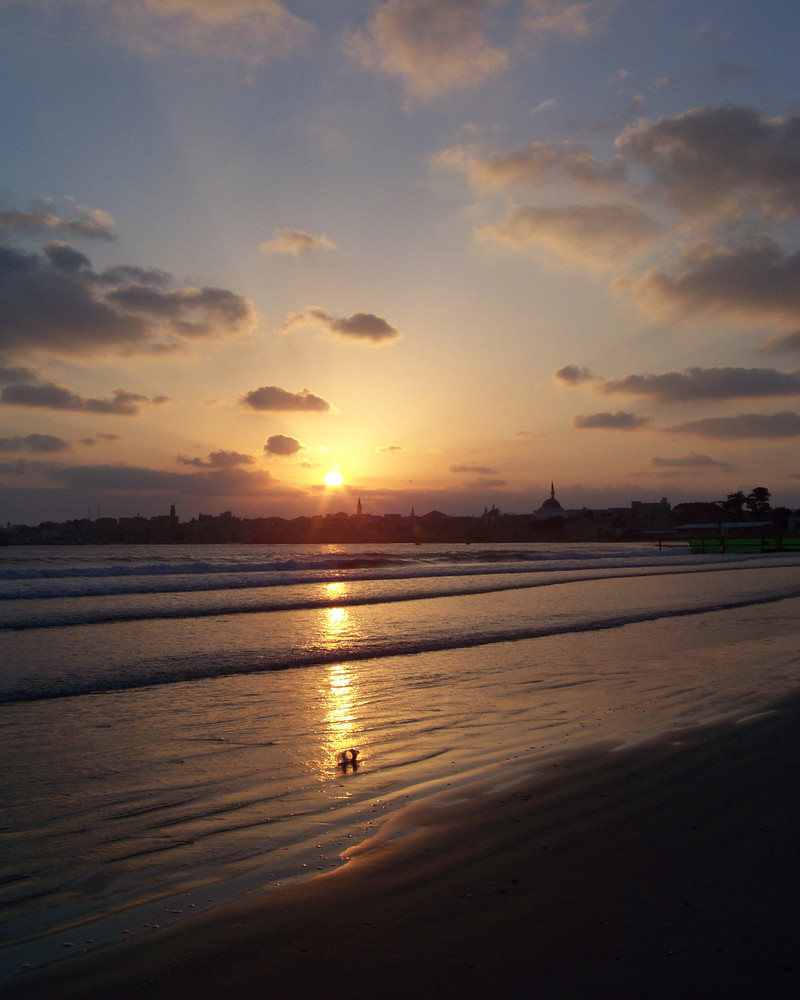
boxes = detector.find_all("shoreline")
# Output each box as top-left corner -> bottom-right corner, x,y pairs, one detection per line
5,693 -> 800,999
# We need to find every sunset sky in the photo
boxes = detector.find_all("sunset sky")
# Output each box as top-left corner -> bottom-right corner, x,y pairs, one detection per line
1,0 -> 799,524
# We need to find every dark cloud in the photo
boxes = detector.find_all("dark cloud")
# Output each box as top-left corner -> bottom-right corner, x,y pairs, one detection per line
106,284 -> 254,339
0,242 -> 255,358
281,306 -> 400,344
574,411 -> 651,429
0,364 -> 39,384
43,241 -> 92,272
240,385 -> 331,412
0,433 -> 71,453
450,463 -> 498,475
264,434 -> 303,457
637,238 -> 800,328
51,463 -> 279,498
1,381 -> 148,414
0,201 -> 117,239
601,366 -> 800,401
177,450 -> 255,469
664,411 -> 800,439
617,106 -> 800,219
651,453 -> 730,471
759,330 -> 800,354
379,444 -> 403,452
554,364 -> 595,385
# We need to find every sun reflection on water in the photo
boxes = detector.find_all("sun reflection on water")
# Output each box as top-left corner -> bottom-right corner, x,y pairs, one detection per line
312,597 -> 365,776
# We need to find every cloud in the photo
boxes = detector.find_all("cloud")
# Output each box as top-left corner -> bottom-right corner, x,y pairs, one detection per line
240,385 -> 331,412
0,241 -> 255,358
636,238 -> 800,328
177,450 -> 255,468
574,411 -> 651,429
344,0 -> 509,105
664,411 -> 800,439
379,444 -> 403,452
280,306 -> 400,344
435,140 -> 625,192
760,330 -> 800,354
106,0 -> 314,68
0,200 -> 117,239
1,381 -> 149,415
49,461 -> 281,498
259,229 -> 336,256
600,366 -> 800,401
481,202 -> 661,267
450,463 -> 498,474
523,0 -> 614,42
616,106 -> 800,220
651,453 -> 730,471
554,364 -> 595,385
0,433 -> 71,454
264,434 -> 303,457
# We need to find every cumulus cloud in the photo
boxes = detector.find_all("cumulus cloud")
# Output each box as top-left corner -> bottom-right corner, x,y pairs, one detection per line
0,241 -> 255,358
106,0 -> 314,68
651,453 -> 730,471
0,381 -> 149,415
0,199 -> 117,239
616,105 -> 800,220
481,202 -> 661,267
344,0 -> 509,105
0,433 -> 71,454
573,411 -> 651,429
450,463 -> 498,474
600,366 -> 800,401
280,306 -> 400,344
259,229 -> 336,256
435,139 -> 625,192
264,434 -> 303,457
636,238 -> 800,329
664,411 -> 800,439
554,364 -> 595,385
240,385 -> 331,412
177,450 -> 255,468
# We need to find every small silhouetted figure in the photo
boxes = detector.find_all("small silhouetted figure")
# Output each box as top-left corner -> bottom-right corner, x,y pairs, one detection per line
337,748 -> 359,771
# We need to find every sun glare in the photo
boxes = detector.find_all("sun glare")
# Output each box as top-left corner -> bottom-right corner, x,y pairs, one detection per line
323,470 -> 344,487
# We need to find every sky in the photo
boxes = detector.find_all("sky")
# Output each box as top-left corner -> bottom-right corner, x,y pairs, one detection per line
1,0 -> 799,524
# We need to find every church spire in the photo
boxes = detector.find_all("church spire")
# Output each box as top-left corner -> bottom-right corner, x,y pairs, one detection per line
551,481 -> 555,501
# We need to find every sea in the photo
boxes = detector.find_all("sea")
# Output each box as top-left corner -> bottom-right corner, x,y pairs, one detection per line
2,541 -> 800,979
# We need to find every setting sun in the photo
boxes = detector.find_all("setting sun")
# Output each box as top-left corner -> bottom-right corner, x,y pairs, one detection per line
323,470 -> 344,487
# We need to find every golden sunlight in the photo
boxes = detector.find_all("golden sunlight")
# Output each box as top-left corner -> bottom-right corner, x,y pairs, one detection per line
323,469 -> 344,487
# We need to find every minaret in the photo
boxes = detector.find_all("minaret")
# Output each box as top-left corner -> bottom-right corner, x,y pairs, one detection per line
357,497 -> 362,516
550,482 -> 555,502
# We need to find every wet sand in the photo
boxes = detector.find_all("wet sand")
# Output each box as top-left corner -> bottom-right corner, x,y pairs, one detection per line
5,692 -> 800,1000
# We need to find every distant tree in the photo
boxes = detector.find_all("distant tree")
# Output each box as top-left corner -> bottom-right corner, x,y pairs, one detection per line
771,506 -> 792,532
745,486 -> 771,517
721,491 -> 747,518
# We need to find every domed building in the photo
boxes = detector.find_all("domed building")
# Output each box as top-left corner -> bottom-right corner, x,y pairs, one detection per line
535,482 -> 567,520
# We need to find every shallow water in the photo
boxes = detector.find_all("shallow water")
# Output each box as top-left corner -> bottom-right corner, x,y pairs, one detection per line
2,542 -> 800,978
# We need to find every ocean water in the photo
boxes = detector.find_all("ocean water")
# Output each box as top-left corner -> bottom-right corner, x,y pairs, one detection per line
2,541 -> 800,978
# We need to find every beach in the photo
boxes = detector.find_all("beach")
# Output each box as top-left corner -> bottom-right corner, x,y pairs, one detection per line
2,543 -> 800,995
5,693 -> 800,1000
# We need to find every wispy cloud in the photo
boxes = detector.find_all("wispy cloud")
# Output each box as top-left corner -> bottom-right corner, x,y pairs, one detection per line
259,229 -> 336,256
664,411 -> 800,439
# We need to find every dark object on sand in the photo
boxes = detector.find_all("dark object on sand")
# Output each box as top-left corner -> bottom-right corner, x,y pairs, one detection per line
336,748 -> 359,770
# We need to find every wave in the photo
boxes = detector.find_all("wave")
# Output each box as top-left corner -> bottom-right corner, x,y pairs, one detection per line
2,588 -> 794,704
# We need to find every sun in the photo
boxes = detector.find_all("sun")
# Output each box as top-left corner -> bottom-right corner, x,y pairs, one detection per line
323,469 -> 344,487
